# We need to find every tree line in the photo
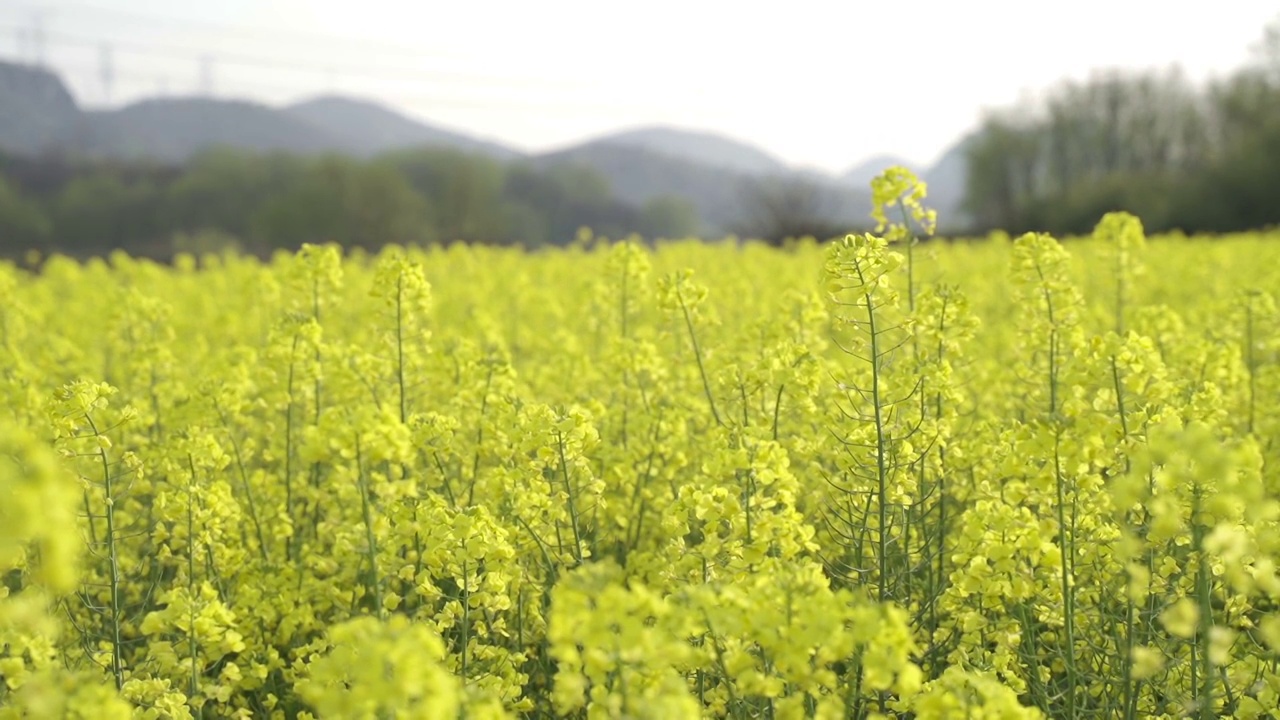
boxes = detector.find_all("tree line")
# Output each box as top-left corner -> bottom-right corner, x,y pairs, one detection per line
0,147 -> 702,260
5,17 -> 1277,261
962,19 -> 1280,236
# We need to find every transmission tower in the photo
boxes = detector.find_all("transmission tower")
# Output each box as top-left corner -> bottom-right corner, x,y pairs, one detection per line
199,54 -> 214,95
14,27 -> 29,63
99,43 -> 115,104
29,9 -> 48,67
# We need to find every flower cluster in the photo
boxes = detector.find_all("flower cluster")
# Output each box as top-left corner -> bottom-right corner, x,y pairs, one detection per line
3,169 -> 1280,717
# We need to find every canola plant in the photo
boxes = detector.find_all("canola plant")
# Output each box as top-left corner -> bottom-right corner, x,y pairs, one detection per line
3,170 -> 1280,719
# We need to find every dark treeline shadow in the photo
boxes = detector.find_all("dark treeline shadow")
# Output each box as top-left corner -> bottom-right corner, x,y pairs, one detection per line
960,17 -> 1280,237
0,147 -> 708,262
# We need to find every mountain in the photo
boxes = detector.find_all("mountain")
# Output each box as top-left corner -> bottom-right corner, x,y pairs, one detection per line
535,127 -> 884,235
580,126 -> 791,176
837,142 -> 974,232
0,62 -> 525,163
0,59 -> 958,237
920,134 -> 976,231
84,95 -> 526,163
84,98 -> 340,162
0,61 -> 86,156
533,142 -> 753,233
534,141 -> 874,236
284,95 -> 520,160
840,154 -> 919,189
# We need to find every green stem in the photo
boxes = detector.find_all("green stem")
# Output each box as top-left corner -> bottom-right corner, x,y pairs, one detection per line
284,334 -> 299,562
676,286 -> 722,427
1054,427 -> 1077,720
897,204 -> 917,314
1034,257 -> 1076,719
355,436 -> 384,620
1245,293 -> 1256,435
1194,488 -> 1214,720
467,363 -> 494,508
186,455 -> 202,718
87,414 -> 125,692
1113,236 -> 1128,336
460,557 -> 470,681
771,384 -> 785,441
396,271 -> 407,424
213,398 -> 269,563
556,431 -> 585,563
852,259 -> 891,604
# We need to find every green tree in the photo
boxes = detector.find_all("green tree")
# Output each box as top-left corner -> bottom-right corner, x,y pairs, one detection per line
0,175 -> 51,255
639,195 -> 700,239
962,115 -> 1043,232
53,174 -> 165,254
960,34 -> 1280,237
165,149 -> 305,241
381,148 -> 509,243
250,156 -> 432,250
503,162 -> 633,245
730,175 -> 833,244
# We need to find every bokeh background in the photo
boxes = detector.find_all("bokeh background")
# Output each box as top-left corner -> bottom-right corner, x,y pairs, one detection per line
1,1 -> 1277,258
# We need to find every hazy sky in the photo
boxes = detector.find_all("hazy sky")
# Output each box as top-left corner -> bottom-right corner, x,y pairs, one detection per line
4,1 -> 1278,173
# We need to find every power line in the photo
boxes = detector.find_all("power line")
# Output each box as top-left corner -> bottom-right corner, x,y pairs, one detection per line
98,41 -> 113,103
38,60 -> 690,118
0,10 -> 729,121
0,27 -> 727,116
14,27 -> 29,62
14,1 -> 464,62
199,54 -> 213,96
0,24 -> 583,91
29,8 -> 49,66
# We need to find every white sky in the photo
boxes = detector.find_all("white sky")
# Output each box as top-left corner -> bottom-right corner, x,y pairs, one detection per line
4,0 -> 1277,173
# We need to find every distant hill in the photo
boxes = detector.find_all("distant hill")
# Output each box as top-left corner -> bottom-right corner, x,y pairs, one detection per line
284,95 -> 521,160
836,143 -> 975,233
83,96 -> 527,163
84,98 -> 340,161
534,141 -> 875,236
0,62 -> 85,156
581,126 -> 791,176
920,135 -> 976,231
0,61 -> 525,163
533,142 -> 753,234
535,127 -> 891,235
0,58 -> 972,236
840,154 -> 919,189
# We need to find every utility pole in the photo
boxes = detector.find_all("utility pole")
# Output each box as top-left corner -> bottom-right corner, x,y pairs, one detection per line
15,27 -> 29,64
99,43 -> 115,104
29,9 -> 48,67
199,54 -> 214,96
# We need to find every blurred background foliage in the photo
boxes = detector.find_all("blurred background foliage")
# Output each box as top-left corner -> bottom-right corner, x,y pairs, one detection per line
0,18 -> 1277,259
